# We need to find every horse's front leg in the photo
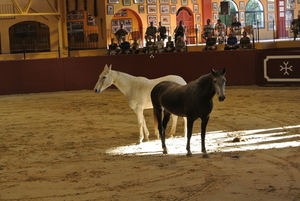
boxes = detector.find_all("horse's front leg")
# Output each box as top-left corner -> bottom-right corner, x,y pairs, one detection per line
201,116 -> 210,158
135,109 -> 149,144
186,119 -> 194,157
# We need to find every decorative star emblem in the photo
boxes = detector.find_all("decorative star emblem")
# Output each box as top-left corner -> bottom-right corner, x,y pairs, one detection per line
279,61 -> 293,75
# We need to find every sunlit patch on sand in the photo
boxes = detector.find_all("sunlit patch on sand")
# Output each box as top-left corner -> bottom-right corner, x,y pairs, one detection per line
106,125 -> 300,156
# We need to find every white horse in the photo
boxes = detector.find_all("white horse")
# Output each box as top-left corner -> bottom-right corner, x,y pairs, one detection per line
94,64 -> 187,144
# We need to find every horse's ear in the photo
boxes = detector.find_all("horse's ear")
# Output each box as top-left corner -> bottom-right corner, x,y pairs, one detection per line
104,64 -> 112,71
211,68 -> 216,75
222,68 -> 226,75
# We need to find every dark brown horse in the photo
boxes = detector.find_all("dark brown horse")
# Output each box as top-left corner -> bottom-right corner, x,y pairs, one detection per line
151,68 -> 226,158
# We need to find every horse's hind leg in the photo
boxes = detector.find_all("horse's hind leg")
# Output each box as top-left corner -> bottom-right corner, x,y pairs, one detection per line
142,117 -> 150,140
168,114 -> 178,138
154,108 -> 168,154
168,115 -> 187,138
135,109 -> 149,144
162,110 -> 171,132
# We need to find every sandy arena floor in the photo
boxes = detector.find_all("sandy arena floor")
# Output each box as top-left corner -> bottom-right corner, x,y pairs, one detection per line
0,86 -> 300,201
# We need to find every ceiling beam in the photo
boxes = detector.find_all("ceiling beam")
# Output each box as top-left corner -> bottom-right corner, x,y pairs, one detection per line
6,0 -> 60,18
46,0 -> 60,19
24,0 -> 33,13
46,0 -> 58,13
11,0 -> 23,14
0,13 -> 60,17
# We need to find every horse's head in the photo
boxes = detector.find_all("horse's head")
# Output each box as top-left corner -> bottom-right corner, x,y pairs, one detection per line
94,64 -> 114,93
211,68 -> 226,102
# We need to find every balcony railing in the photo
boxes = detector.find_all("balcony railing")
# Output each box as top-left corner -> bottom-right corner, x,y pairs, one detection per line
68,30 -> 99,51
3,21 -> 297,56
9,33 -> 50,54
106,22 -> 297,48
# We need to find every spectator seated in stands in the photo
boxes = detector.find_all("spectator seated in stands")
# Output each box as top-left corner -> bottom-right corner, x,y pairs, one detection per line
174,36 -> 186,52
215,19 -> 226,44
108,38 -> 118,55
130,38 -> 140,54
145,21 -> 157,42
203,33 -> 217,51
153,35 -> 165,53
239,31 -> 252,49
119,37 -> 131,54
114,24 -> 128,45
202,19 -> 214,41
143,36 -> 155,54
174,21 -> 186,43
224,32 -> 239,50
165,36 -> 175,52
230,17 -> 242,36
158,21 -> 167,41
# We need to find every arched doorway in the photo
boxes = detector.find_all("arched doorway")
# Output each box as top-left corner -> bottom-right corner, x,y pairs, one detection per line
9,21 -> 50,54
176,7 -> 196,44
111,9 -> 143,46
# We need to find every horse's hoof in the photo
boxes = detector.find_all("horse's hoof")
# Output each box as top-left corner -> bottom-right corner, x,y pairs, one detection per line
163,151 -> 168,154
186,153 -> 193,157
136,141 -> 142,145
203,154 -> 210,158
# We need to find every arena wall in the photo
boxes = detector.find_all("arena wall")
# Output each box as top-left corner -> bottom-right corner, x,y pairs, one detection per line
0,59 -> 65,95
0,50 -> 299,95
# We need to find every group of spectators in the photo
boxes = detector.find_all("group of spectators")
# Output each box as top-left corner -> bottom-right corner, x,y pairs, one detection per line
108,17 -> 260,55
108,21 -> 187,55
142,35 -> 186,54
202,17 -> 252,51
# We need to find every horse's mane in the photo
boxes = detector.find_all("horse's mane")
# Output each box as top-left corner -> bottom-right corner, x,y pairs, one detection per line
114,70 -> 133,77
114,70 -> 147,80
195,73 -> 213,86
188,73 -> 216,98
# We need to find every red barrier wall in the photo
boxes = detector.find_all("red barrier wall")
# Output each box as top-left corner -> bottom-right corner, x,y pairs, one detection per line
63,50 -> 257,92
2,49 -> 297,95
0,59 -> 65,95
